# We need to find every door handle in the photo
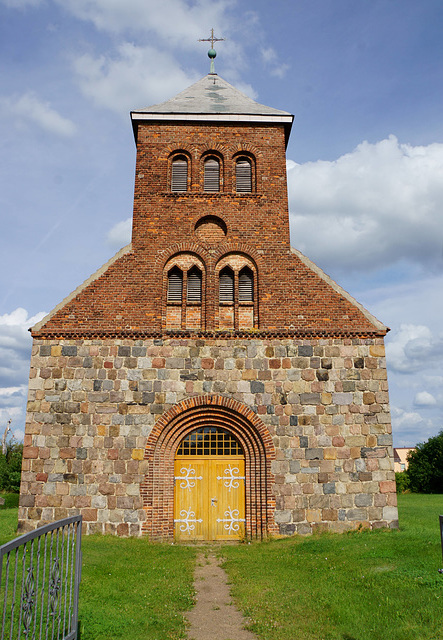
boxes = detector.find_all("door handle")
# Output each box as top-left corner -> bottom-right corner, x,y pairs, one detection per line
211,497 -> 217,507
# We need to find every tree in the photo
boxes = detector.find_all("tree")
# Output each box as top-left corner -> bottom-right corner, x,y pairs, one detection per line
406,430 -> 443,493
0,425 -> 23,494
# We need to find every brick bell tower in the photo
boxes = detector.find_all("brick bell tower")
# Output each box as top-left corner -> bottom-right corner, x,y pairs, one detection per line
21,66 -> 398,539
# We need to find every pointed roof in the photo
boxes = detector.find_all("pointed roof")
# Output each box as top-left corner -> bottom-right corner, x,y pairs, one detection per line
131,74 -> 294,144
135,74 -> 292,116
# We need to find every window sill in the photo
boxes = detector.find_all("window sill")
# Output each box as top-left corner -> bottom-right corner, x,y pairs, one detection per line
167,301 -> 202,306
163,192 -> 259,198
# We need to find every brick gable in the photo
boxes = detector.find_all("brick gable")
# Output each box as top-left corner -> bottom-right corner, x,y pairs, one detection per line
32,120 -> 385,339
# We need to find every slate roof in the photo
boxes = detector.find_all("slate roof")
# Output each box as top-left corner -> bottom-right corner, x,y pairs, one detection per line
134,74 -> 292,117
131,74 -> 294,144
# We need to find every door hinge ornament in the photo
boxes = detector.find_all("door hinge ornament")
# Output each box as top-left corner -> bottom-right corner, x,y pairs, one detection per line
174,465 -> 203,491
216,506 -> 245,534
174,508 -> 203,534
216,464 -> 245,491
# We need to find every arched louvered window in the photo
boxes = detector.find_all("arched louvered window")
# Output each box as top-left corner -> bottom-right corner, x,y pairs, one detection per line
171,156 -> 188,192
187,267 -> 202,303
235,158 -> 252,193
239,267 -> 254,302
204,158 -> 220,192
219,267 -> 234,303
167,267 -> 183,302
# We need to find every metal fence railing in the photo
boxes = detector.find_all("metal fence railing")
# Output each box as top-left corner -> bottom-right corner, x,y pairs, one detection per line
439,515 -> 443,574
0,516 -> 82,640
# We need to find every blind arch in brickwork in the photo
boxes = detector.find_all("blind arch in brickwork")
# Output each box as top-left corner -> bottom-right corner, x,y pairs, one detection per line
155,242 -> 211,272
140,395 -> 277,540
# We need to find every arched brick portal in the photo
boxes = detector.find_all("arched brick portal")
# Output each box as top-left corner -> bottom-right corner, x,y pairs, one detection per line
140,395 -> 277,540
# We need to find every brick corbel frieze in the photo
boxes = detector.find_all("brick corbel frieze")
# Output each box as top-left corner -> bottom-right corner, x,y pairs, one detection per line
30,327 -> 387,339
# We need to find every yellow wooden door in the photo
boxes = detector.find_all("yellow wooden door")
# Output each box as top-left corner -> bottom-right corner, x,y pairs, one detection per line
213,459 -> 245,540
174,460 -> 205,540
174,458 -> 245,541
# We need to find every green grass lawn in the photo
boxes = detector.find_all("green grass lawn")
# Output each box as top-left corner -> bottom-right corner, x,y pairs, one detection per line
1,494 -> 443,639
221,494 -> 443,640
0,493 -> 19,545
78,536 -> 196,640
0,497 -> 196,640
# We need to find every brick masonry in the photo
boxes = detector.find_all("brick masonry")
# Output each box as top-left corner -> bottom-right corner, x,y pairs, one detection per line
18,337 -> 398,537
20,76 -> 398,537
30,122 -> 383,338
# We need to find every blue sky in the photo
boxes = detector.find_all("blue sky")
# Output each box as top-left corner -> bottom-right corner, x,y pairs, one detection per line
0,0 -> 442,447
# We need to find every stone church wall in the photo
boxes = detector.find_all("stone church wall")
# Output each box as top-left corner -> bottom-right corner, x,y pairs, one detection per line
19,336 -> 398,537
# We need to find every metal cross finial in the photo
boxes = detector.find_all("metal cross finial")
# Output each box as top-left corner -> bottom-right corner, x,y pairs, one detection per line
198,28 -> 225,74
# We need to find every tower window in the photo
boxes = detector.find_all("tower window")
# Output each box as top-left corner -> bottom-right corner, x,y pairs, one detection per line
187,267 -> 202,303
167,267 -> 183,302
239,267 -> 254,302
171,157 -> 188,192
235,158 -> 252,193
219,267 -> 234,303
204,158 -> 220,192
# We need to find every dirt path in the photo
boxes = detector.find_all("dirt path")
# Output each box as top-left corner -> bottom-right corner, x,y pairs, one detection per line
186,552 -> 258,640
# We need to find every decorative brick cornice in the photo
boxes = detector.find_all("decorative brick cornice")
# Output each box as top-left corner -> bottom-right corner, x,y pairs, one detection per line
30,327 -> 387,340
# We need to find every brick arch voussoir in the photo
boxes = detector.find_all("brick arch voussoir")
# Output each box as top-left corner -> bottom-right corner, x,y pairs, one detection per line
161,144 -> 194,160
161,417 -> 261,468
160,407 -> 265,458
212,243 -> 263,269
155,242 -> 212,272
199,143 -> 229,159
229,143 -> 263,159
144,394 -> 274,460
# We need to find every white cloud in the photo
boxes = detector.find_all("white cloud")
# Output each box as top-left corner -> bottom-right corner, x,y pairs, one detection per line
414,391 -> 437,406
261,46 -> 289,79
58,0 -> 230,44
390,406 -> 435,446
0,92 -> 76,137
73,44 -> 199,114
1,0 -> 43,7
107,218 -> 132,247
0,308 -> 45,389
62,0 -> 262,106
0,307 -> 46,328
423,374 -> 443,388
287,136 -> 443,273
0,309 -> 45,438
0,386 -> 26,397
385,323 -> 443,374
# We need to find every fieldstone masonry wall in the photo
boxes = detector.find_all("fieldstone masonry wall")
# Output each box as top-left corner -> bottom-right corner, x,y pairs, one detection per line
19,336 -> 398,537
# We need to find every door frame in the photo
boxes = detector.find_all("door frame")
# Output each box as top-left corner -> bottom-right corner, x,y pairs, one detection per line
140,395 -> 277,540
174,456 -> 246,541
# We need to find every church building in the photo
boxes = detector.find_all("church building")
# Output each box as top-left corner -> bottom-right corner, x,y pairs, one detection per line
19,62 -> 398,539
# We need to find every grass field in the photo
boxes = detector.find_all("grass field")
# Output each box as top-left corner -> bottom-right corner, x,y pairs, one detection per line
78,536 -> 196,640
1,494 -> 443,639
0,496 -> 197,640
221,493 -> 443,640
